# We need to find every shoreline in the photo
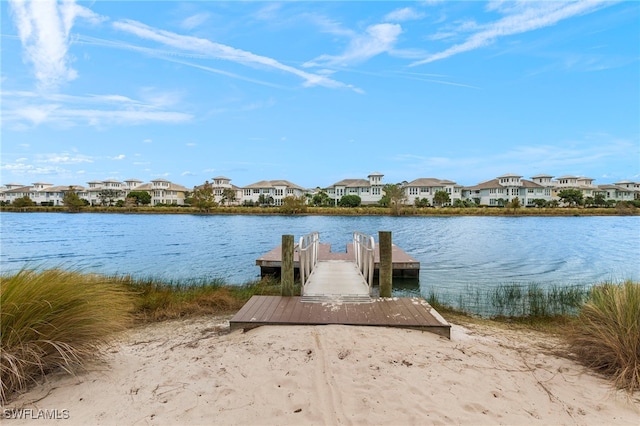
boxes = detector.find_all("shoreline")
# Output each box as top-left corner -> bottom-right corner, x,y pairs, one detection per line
3,317 -> 638,425
1,205 -> 638,216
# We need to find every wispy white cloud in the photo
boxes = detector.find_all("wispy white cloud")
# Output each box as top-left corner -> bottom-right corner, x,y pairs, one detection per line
111,154 -> 126,160
1,90 -> 193,128
0,162 -> 68,176
304,14 -> 355,37
36,152 -> 94,165
412,1 -> 612,66
8,0 -> 106,90
304,23 -> 402,67
180,12 -> 210,30
112,19 -> 359,92
384,7 -> 425,23
396,71 -> 480,89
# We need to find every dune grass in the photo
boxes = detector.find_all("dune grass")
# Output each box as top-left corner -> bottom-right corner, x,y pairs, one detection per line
567,281 -> 640,392
0,269 -> 133,403
116,275 -> 283,323
0,269 -> 283,403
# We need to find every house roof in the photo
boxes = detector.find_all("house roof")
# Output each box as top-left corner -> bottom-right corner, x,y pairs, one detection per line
243,180 -> 306,190
597,184 -> 634,192
530,174 -> 554,178
137,182 -> 190,192
464,178 -> 542,190
331,179 -> 371,188
3,185 -> 33,193
405,178 -> 458,187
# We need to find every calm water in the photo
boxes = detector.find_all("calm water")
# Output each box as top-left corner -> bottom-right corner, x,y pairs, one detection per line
1,212 -> 638,299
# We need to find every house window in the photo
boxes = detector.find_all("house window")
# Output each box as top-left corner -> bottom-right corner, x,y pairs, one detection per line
253,189 -> 260,194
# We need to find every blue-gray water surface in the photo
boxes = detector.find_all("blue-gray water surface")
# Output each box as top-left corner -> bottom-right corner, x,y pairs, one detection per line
1,213 -> 638,302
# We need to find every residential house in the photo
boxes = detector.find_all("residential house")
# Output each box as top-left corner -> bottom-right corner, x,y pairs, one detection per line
135,179 -> 190,205
1,183 -> 34,205
403,178 -> 462,206
325,172 -> 384,205
596,184 -> 636,202
241,180 -> 307,206
614,180 -> 640,200
210,176 -> 242,205
462,174 -> 551,206
0,182 -> 84,206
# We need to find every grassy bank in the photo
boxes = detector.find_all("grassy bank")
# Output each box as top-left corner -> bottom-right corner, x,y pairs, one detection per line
1,204 -> 637,216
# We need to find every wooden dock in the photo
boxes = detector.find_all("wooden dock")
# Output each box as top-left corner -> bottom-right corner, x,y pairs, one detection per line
256,242 -> 420,278
229,295 -> 451,338
237,231 -> 449,337
303,260 -> 370,300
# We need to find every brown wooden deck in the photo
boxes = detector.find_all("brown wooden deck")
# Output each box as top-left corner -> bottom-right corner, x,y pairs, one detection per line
230,296 -> 451,338
256,243 -> 420,278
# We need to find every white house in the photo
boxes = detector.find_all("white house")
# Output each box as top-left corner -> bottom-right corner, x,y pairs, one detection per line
210,176 -> 242,205
596,184 -> 636,202
135,179 -> 190,205
241,180 -> 307,206
403,178 -> 462,206
325,172 -> 384,205
462,174 -> 551,206
0,182 -> 82,206
614,180 -> 640,200
1,183 -> 35,205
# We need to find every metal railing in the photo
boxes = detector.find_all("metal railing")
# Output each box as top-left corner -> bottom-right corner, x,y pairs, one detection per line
298,231 -> 319,291
353,231 -> 375,293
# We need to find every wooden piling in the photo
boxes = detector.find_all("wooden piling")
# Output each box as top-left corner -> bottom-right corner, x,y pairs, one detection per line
379,231 -> 392,298
281,235 -> 295,296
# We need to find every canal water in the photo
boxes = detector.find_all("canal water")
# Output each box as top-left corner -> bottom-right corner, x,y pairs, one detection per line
1,213 -> 638,306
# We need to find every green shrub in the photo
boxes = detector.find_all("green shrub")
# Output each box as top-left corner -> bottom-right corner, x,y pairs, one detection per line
568,281 -> 640,392
0,269 -> 133,403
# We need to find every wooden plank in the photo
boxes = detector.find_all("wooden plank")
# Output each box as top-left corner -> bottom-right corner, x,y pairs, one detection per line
303,261 -> 369,297
229,296 -> 451,338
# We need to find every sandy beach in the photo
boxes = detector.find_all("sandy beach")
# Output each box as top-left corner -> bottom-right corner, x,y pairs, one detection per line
3,317 -> 638,425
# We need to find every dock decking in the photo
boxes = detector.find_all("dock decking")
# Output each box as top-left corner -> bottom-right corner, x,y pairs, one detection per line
303,260 -> 370,299
229,295 -> 451,338
256,242 -> 420,278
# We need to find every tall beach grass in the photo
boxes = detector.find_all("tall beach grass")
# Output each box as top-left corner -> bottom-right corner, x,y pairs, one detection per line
116,275 -> 283,322
0,269 -> 133,403
568,281 -> 640,392
426,282 -> 589,319
0,269 -> 282,403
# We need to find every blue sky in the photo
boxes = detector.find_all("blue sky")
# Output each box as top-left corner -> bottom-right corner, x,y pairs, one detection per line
1,1 -> 638,189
